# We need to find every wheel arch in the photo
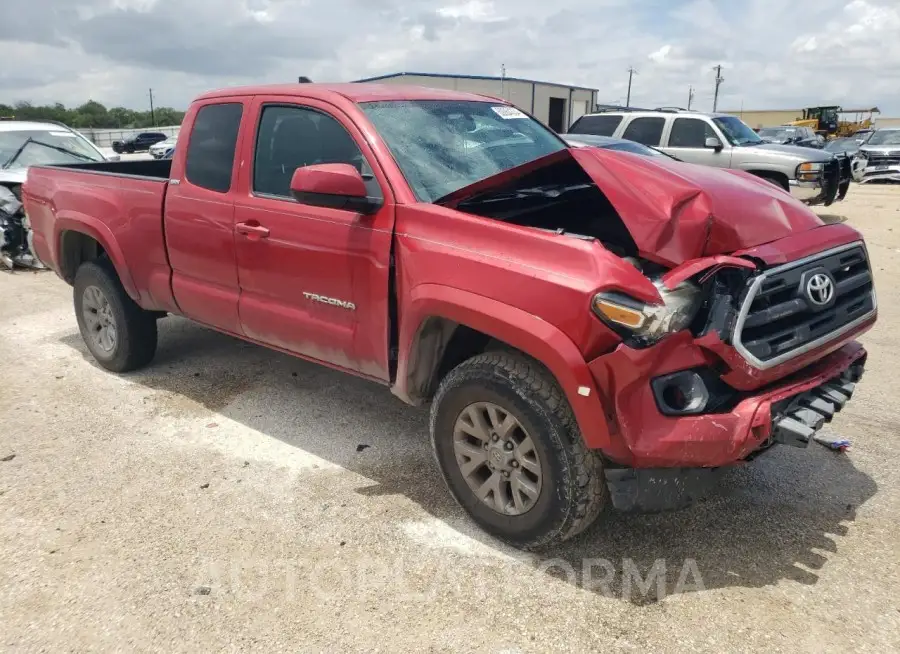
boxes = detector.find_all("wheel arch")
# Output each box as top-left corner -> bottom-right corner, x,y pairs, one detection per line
55,214 -> 139,301
394,284 -> 614,450
747,169 -> 790,191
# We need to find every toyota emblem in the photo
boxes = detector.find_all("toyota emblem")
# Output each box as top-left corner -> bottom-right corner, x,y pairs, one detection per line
805,273 -> 834,306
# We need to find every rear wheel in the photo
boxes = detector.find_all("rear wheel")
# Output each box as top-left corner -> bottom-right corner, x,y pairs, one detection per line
74,260 -> 157,372
430,351 -> 606,550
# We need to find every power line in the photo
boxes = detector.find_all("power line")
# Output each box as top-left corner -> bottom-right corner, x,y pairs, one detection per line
626,67 -> 638,107
712,65 -> 724,112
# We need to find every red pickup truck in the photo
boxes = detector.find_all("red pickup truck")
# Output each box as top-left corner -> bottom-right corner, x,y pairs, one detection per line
24,84 -> 877,549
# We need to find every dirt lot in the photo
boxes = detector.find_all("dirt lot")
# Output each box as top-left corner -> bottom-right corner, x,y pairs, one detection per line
1,185 -> 899,653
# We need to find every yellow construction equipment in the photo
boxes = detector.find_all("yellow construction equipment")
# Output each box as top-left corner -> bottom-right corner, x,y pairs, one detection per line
788,106 -> 841,136
836,107 -> 880,137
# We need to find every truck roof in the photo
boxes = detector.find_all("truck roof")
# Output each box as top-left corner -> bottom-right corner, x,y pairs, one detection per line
194,83 -> 503,104
0,120 -> 73,132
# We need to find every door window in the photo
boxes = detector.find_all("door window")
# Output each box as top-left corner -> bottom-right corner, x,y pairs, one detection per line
184,103 -> 243,193
668,118 -> 717,147
568,114 -> 623,136
253,104 -> 367,198
621,117 -> 665,146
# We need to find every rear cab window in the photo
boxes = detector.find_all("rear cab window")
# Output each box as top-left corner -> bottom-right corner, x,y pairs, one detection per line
621,117 -> 665,146
184,103 -> 243,193
568,114 -> 623,136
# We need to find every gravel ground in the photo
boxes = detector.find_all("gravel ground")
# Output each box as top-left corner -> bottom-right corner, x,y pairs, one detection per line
1,185 -> 899,653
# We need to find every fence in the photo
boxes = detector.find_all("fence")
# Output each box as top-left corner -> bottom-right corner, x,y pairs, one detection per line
79,125 -> 181,147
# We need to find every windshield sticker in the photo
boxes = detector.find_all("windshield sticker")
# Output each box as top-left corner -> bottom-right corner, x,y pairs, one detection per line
49,131 -> 77,137
491,106 -> 528,120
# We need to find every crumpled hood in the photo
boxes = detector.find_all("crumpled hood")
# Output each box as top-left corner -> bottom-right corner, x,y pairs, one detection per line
859,145 -> 900,155
440,147 -> 824,267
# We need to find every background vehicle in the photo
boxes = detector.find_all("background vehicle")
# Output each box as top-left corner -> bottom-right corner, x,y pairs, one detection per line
112,131 -> 168,154
1,120 -> 110,269
568,108 -> 851,206
789,106 -> 841,136
824,137 -> 863,157
24,84 -> 877,549
561,133 -> 679,159
149,135 -> 177,159
757,125 -> 825,148
852,128 -> 874,143
853,127 -> 900,184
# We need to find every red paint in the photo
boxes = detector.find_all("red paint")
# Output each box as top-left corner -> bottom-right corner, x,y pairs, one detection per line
24,83 -> 877,471
290,163 -> 368,198
589,339 -> 866,467
660,255 -> 757,289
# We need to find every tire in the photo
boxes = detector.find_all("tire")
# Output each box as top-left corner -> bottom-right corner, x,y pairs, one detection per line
754,171 -> 790,192
73,259 -> 158,372
430,351 -> 606,550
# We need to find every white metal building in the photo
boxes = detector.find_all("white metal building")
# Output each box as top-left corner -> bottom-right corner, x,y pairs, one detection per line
353,72 -> 598,133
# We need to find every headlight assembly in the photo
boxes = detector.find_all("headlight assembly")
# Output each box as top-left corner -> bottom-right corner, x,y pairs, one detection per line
796,161 -> 824,182
592,280 -> 703,346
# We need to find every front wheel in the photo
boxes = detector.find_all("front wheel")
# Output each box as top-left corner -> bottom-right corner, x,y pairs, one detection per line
430,351 -> 607,550
74,260 -> 158,372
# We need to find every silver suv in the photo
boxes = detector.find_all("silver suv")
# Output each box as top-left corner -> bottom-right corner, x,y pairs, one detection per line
853,127 -> 900,184
567,109 -> 851,206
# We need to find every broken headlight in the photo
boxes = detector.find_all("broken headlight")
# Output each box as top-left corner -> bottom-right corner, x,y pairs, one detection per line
592,280 -> 702,346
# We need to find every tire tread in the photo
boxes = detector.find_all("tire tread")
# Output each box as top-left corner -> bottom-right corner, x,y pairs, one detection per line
431,350 -> 606,549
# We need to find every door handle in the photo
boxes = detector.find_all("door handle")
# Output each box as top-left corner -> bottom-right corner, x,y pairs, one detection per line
236,222 -> 270,240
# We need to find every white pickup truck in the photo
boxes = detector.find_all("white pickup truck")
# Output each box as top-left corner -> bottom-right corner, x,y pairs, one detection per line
568,108 -> 852,206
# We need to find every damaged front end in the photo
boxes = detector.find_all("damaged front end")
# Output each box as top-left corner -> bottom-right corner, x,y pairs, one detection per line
0,183 -> 44,271
588,240 -> 875,509
434,142 -> 876,509
852,149 -> 900,184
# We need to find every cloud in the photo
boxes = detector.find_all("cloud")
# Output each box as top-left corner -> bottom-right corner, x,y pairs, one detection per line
1,0 -> 898,116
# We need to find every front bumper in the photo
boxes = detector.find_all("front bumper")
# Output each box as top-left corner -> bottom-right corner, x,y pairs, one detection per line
789,156 -> 851,205
856,163 -> 900,184
589,336 -> 868,469
604,353 -> 865,511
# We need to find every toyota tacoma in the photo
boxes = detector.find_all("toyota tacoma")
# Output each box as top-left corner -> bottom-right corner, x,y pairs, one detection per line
23,84 -> 877,549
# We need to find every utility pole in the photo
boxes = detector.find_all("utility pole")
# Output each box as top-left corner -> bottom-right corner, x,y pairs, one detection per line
500,63 -> 506,99
712,65 -> 724,112
149,88 -> 156,126
626,67 -> 637,107
687,85 -> 695,110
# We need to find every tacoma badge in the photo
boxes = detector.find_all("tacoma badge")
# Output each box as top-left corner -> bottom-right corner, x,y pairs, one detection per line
302,292 -> 356,310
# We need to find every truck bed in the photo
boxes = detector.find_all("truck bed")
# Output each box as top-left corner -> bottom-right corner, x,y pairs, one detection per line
25,160 -> 174,313
50,158 -> 173,180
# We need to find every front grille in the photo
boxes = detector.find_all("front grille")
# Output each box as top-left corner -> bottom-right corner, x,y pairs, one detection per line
865,152 -> 900,167
732,242 -> 876,369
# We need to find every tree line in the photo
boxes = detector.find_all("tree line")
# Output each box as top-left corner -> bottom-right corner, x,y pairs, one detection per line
0,100 -> 185,128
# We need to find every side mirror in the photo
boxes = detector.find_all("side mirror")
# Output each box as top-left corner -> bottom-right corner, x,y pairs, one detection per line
290,163 -> 382,214
705,136 -> 723,151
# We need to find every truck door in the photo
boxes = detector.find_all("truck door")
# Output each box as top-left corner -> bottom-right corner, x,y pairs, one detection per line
661,116 -> 732,168
232,97 -> 396,381
164,100 -> 247,334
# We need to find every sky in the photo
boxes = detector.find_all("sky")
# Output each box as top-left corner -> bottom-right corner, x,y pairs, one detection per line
1,0 -> 899,115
